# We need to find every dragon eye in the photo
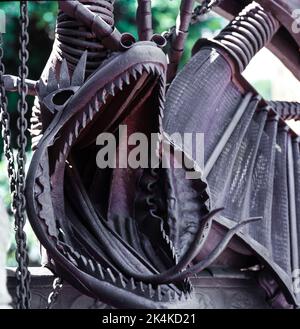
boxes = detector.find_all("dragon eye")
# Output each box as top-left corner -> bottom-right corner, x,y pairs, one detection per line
52,89 -> 75,106
42,87 -> 78,113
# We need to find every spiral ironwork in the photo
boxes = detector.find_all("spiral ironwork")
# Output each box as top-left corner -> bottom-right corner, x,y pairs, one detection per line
269,101 -> 300,121
214,2 -> 279,72
55,0 -> 115,73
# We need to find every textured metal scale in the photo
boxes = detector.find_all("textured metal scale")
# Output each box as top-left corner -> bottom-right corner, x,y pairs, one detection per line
248,116 -> 278,250
222,110 -> 268,227
271,128 -> 292,274
163,47 -> 242,165
293,139 -> 300,271
205,98 -> 258,205
164,2 -> 300,307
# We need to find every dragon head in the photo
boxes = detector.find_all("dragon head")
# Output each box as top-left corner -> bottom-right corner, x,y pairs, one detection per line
26,39 -> 208,308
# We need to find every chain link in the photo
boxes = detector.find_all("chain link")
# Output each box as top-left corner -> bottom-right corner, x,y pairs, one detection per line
163,0 -> 222,40
191,0 -> 222,24
15,0 -> 31,309
0,0 -> 31,309
47,277 -> 63,309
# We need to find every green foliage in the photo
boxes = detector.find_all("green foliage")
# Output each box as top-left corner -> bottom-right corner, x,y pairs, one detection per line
114,0 -> 226,66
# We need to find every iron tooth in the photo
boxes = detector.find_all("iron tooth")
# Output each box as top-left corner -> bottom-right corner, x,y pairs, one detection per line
116,77 -> 124,91
130,277 -> 136,290
149,64 -> 156,75
88,259 -> 95,272
94,95 -> 100,112
168,290 -> 175,302
107,268 -> 116,283
68,133 -> 74,146
107,82 -> 116,96
82,111 -> 87,128
148,283 -> 154,298
97,264 -> 105,280
185,280 -> 193,296
178,291 -> 184,301
96,92 -> 102,106
80,255 -> 88,267
165,234 -> 170,245
31,121 -> 40,129
65,251 -> 72,261
118,273 -> 127,288
172,245 -> 176,260
130,68 -> 138,81
101,89 -> 107,104
75,120 -> 80,137
159,88 -> 165,100
123,72 -> 130,85
154,66 -> 162,76
59,58 -> 71,88
143,64 -> 151,74
136,64 -> 143,76
66,252 -> 78,266
186,290 -> 191,301
46,67 -> 58,93
30,128 -> 41,136
171,290 -> 176,302
88,104 -> 94,121
38,78 -> 47,98
71,50 -> 87,86
157,285 -> 162,301
139,281 -> 145,292
173,291 -> 179,302
72,250 -> 81,259
63,142 -> 68,155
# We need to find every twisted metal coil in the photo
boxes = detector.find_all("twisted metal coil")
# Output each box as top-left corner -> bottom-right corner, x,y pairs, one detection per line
55,0 -> 115,73
215,2 -> 279,72
269,101 -> 300,121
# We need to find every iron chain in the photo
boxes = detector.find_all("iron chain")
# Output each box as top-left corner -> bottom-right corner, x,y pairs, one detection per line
47,277 -> 63,309
15,0 -> 31,309
191,0 -> 222,24
0,1 -> 31,309
164,0 -> 222,40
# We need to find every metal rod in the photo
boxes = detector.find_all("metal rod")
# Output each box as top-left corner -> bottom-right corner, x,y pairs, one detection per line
167,0 -> 195,83
136,0 -> 153,41
3,75 -> 36,96
59,0 -> 122,51
203,93 -> 254,179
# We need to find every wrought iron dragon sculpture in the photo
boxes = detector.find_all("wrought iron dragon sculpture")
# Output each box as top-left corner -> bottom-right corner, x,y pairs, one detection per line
1,0 -> 300,309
